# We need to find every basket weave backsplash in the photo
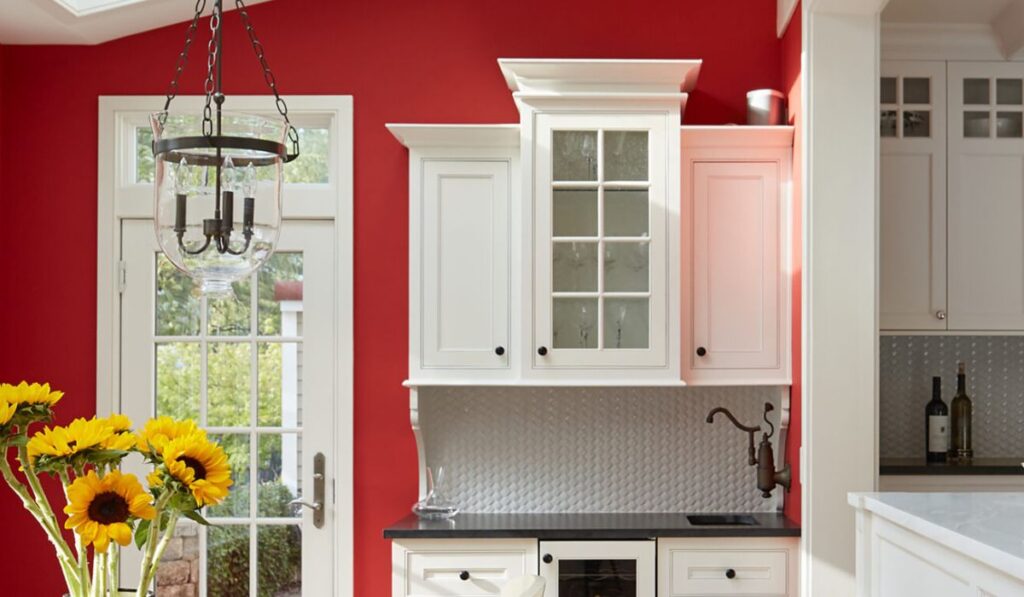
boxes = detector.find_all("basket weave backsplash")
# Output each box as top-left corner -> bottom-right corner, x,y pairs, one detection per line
417,385 -> 786,513
880,335 -> 1024,458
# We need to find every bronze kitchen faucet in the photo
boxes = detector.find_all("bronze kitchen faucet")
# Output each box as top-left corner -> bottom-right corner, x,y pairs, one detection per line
707,402 -> 792,498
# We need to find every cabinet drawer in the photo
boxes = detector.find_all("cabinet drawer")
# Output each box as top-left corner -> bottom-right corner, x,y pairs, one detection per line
659,538 -> 796,597
393,539 -> 538,597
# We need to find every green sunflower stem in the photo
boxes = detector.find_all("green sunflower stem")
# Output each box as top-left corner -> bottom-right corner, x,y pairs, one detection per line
59,468 -> 92,594
137,493 -> 174,597
107,546 -> 119,597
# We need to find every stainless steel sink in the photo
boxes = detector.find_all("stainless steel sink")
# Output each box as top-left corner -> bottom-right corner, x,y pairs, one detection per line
686,514 -> 759,526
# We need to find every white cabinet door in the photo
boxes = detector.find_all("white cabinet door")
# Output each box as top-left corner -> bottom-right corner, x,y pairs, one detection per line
417,159 -> 511,371
681,137 -> 790,385
532,113 -> 670,372
658,537 -> 798,596
947,62 -> 1024,330
539,540 -> 655,597
392,539 -> 538,597
879,61 -> 948,330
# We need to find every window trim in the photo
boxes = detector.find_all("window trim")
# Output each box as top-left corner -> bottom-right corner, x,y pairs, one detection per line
96,95 -> 354,596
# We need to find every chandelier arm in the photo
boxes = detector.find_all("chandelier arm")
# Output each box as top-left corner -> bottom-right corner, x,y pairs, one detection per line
178,234 -> 213,256
161,0 -> 208,119
224,235 -> 253,256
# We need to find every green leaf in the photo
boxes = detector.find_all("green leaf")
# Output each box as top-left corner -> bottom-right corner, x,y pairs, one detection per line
135,519 -> 151,549
181,510 -> 211,526
6,434 -> 28,447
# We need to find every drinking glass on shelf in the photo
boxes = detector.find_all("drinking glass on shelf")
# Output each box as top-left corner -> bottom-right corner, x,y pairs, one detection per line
579,304 -> 594,348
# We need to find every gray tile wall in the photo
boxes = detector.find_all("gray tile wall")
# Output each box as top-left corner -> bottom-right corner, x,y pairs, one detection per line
880,335 -> 1024,458
417,385 -> 787,513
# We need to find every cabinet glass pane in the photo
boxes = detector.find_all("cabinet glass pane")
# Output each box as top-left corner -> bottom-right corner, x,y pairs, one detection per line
603,131 -> 648,181
964,78 -> 990,104
553,190 -> 598,237
998,79 -> 1023,105
553,242 -> 598,292
207,524 -> 250,596
903,111 -> 930,138
997,112 -> 1023,138
558,560 -> 638,596
207,434 -> 250,518
604,242 -> 649,292
964,111 -> 990,138
880,77 -> 897,104
553,131 -> 597,181
156,343 -> 200,420
903,77 -> 930,104
207,343 -> 251,427
208,279 -> 251,336
604,189 -> 649,237
880,110 -> 897,137
553,297 -> 598,349
604,298 -> 649,350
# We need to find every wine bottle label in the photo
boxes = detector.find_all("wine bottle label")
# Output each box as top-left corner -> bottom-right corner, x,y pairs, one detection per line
928,415 -> 949,453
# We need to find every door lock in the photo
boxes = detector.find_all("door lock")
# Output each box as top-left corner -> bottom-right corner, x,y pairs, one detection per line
288,452 -> 325,528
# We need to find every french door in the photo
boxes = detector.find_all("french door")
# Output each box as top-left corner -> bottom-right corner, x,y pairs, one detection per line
119,219 -> 335,596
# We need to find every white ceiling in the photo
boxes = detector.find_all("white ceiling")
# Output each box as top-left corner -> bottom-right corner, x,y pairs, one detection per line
882,0 -> 1015,24
0,0 -> 270,45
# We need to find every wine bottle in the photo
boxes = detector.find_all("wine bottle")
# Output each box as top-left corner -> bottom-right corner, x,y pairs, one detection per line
926,376 -> 948,463
950,361 -> 973,462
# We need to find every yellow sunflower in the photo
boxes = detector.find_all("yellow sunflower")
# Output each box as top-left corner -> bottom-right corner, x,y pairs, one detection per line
0,381 -> 64,407
101,414 -> 136,450
27,417 -> 114,461
63,470 -> 155,552
0,402 -> 16,426
162,433 -> 232,506
136,416 -> 202,455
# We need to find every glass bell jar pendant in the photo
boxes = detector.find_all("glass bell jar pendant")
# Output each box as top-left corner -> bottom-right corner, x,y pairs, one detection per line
150,0 -> 298,296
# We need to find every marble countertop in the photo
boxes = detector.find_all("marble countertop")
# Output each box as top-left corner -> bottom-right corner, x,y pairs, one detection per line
383,512 -> 800,539
849,492 -> 1024,581
880,458 -> 1024,475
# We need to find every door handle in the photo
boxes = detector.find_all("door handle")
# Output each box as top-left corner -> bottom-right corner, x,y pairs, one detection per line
289,452 -> 325,529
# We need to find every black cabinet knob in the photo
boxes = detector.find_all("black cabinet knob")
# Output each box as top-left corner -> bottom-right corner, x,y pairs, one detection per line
725,568 -> 736,579
696,346 -> 707,357
542,554 -> 553,564
459,571 -> 470,581
495,346 -> 505,356
537,346 -> 548,356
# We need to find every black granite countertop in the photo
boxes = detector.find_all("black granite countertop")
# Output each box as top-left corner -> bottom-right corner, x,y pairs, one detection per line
383,512 -> 800,539
880,457 -> 1024,475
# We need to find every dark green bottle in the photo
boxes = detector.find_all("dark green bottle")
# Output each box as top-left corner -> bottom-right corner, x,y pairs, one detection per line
926,376 -> 948,463
950,361 -> 973,462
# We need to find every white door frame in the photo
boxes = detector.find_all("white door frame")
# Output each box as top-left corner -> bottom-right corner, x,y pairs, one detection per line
96,95 -> 354,596
802,1 -> 887,596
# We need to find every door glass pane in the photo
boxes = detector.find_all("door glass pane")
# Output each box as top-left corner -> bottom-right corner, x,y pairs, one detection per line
207,525 -> 250,597
603,131 -> 648,181
553,131 -> 598,181
880,77 -> 897,104
259,253 -> 304,336
553,190 -> 598,237
964,111 -> 991,138
207,343 -> 251,427
208,279 -> 251,336
604,299 -> 649,350
207,433 -> 250,518
558,560 -> 637,596
157,256 -> 200,336
257,526 -> 302,596
997,112 -> 1023,138
997,79 -> 1023,105
258,343 -> 302,427
136,126 -> 155,184
604,189 -> 649,237
604,242 -> 649,292
156,343 -> 201,420
880,111 -> 897,137
903,77 -> 930,104
964,78 -> 990,104
258,433 -> 301,518
903,111 -> 930,138
553,298 -> 598,349
553,242 -> 598,292
156,522 -> 199,596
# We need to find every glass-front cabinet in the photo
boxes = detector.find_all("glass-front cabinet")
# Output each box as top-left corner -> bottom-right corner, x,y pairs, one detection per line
539,540 -> 655,597
533,113 -> 669,370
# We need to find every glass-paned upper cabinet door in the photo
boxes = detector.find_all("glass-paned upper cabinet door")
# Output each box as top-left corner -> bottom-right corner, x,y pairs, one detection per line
533,113 -> 668,369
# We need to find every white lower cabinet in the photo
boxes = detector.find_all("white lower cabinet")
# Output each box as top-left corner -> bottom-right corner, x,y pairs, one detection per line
538,540 -> 656,597
658,537 -> 798,596
392,539 -> 539,597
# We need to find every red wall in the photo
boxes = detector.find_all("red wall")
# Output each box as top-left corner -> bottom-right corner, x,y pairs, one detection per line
0,1 -> 784,594
780,2 -> 803,524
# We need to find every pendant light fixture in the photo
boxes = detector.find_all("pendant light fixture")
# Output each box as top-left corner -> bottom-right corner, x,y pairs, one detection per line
151,0 -> 299,296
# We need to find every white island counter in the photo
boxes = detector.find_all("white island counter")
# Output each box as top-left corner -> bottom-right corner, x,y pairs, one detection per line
849,492 -> 1024,596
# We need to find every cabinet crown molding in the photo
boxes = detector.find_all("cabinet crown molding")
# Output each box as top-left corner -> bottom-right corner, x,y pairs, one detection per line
682,125 -> 795,148
386,123 -> 520,148
498,58 -> 702,95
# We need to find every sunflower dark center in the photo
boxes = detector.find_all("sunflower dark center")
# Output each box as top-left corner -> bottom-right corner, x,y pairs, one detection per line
87,492 -> 129,524
179,456 -> 207,481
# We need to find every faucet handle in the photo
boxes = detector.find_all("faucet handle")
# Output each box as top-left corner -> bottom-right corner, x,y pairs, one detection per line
762,402 -> 776,440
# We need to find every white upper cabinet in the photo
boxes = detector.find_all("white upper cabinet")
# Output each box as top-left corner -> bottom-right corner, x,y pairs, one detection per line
389,125 -> 519,381
681,128 -> 792,385
947,62 -> 1024,331
879,61 -> 948,331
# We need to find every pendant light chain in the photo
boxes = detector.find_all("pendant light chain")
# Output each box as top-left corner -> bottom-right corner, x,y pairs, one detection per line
235,0 -> 300,159
202,0 -> 223,137
160,0 -> 208,123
